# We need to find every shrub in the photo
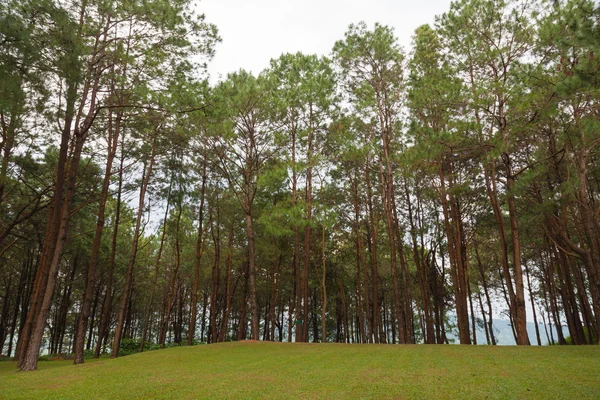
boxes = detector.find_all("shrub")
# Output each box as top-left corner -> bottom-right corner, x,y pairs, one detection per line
564,327 -> 597,345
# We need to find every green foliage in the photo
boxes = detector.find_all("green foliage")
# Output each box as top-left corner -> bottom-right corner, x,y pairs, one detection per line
565,327 -> 598,345
117,338 -> 161,357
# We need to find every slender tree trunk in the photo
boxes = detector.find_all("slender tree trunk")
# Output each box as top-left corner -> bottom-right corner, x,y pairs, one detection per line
245,210 -> 259,340
352,174 -> 367,344
21,129 -> 86,370
112,127 -> 158,358
405,177 -> 434,343
365,160 -> 380,343
438,159 -> 470,344
160,189 -> 184,348
16,79 -> 77,368
0,276 -> 13,352
477,291 -> 490,345
379,160 -> 403,344
200,291 -> 208,342
320,222 -> 327,342
218,226 -> 235,343
86,288 -> 100,351
208,203 -> 221,344
94,134 -> 125,358
188,155 -> 208,345
290,116 -> 301,343
474,242 -> 496,345
503,154 -> 530,345
7,254 -> 31,357
20,12 -> 110,369
268,253 -> 282,342
140,186 -> 172,352
525,262 -> 542,346
467,273 -> 477,345
74,108 -> 121,364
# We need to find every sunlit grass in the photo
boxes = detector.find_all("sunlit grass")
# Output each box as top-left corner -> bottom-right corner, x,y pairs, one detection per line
1,342 -> 599,399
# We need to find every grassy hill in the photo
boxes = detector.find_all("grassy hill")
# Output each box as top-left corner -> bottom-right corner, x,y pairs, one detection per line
1,342 -> 599,399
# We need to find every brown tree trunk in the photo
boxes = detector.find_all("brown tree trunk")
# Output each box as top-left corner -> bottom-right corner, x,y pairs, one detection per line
20,128 -> 87,370
438,159 -> 470,344
503,154 -> 530,345
290,116 -> 301,343
352,174 -> 367,344
379,160 -> 403,344
159,189 -> 184,348
245,210 -> 259,340
94,133 -> 125,358
21,16 -> 108,369
0,74 -> 23,209
208,203 -> 221,344
474,242 -> 496,345
237,261 -> 249,341
320,222 -> 327,342
86,288 -> 100,351
525,262 -> 542,346
111,127 -> 158,358
16,79 -> 77,368
188,155 -> 208,345
365,160 -> 380,343
268,253 -> 282,342
405,177 -> 434,343
74,108 -> 121,364
140,185 -> 172,352
300,125 -> 313,343
7,253 -> 33,357
218,226 -> 235,343
467,272 -> 477,345
477,291 -> 490,345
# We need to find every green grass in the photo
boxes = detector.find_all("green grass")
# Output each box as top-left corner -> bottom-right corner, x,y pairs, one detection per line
1,342 -> 599,399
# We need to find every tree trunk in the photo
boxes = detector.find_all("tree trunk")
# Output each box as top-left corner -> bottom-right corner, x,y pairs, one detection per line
140,185 -> 172,352
160,189 -> 184,348
365,160 -> 380,343
245,210 -> 259,340
438,159 -> 470,344
503,154 -> 530,345
20,129 -> 86,370
17,79 -> 77,368
111,127 -> 158,358
188,155 -> 208,345
218,226 -> 235,343
525,262 -> 542,346
74,108 -> 121,364
208,203 -> 221,344
94,134 -> 125,358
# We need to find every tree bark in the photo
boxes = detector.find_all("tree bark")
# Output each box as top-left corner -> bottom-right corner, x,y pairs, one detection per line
188,155 -> 208,345
111,127 -> 158,358
74,107 -> 121,364
140,183 -> 172,352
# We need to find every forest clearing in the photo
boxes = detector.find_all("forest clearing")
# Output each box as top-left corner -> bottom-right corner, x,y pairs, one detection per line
1,342 -> 599,399
2,6 -> 600,400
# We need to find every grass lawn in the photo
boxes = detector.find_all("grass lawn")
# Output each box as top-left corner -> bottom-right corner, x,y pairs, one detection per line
1,342 -> 599,399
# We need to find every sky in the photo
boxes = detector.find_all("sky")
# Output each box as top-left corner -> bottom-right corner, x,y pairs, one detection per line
199,0 -> 453,82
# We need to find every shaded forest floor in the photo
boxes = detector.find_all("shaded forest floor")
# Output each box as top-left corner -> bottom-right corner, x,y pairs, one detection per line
1,342 -> 599,399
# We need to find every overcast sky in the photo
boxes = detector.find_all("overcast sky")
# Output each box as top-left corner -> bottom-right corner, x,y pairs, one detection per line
199,0 -> 453,81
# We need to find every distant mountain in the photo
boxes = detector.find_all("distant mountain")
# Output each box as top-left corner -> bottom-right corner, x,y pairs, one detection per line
489,319 -> 568,345
444,318 -> 568,345
468,319 -> 569,346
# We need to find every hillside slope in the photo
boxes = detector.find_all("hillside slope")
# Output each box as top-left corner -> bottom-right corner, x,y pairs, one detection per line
1,342 -> 599,399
